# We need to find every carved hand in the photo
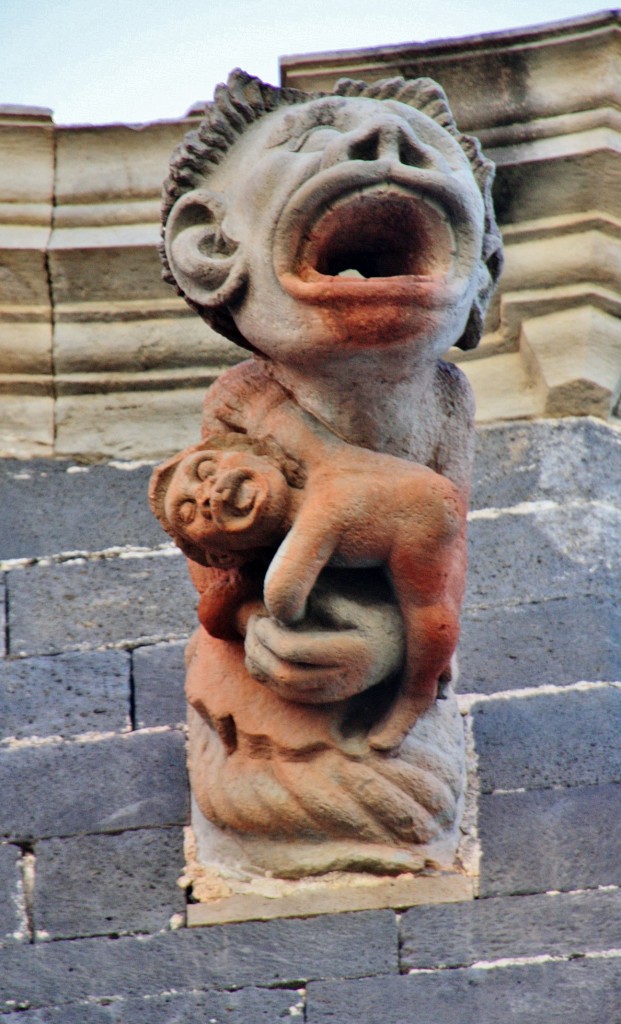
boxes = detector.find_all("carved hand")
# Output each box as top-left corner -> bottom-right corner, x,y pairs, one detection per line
242,568 -> 404,704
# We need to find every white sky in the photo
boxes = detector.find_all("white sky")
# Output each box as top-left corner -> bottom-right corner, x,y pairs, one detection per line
1,0 -> 602,125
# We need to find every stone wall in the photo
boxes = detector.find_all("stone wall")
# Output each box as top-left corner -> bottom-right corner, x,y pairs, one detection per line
2,11 -> 620,460
0,416 -> 619,1019
0,105 -> 239,460
282,11 -> 621,427
0,13 -> 619,1020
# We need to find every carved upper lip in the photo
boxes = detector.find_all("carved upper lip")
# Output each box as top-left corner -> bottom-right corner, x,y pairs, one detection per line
273,161 -> 479,304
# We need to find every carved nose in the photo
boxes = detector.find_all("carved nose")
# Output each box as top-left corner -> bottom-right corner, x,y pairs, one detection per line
321,119 -> 431,170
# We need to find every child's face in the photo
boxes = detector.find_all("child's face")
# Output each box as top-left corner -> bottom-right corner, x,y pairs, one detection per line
164,448 -> 289,557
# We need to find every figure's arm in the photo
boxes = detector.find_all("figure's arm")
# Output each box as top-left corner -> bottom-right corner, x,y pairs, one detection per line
368,475 -> 467,751
263,502 -> 338,624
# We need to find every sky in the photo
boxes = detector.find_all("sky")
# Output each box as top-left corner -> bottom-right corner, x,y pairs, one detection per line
1,0 -> 602,125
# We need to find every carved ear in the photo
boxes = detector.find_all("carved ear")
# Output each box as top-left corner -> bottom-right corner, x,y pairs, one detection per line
164,189 -> 247,309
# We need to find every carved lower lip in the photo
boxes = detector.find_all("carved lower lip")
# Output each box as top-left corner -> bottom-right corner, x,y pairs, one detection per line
275,179 -> 456,302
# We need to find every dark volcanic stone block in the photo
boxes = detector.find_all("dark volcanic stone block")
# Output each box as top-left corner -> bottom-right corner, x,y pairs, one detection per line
466,503 -> 619,609
471,418 -> 621,510
0,843 -> 21,945
132,641 -> 187,729
306,958 -> 621,1024
473,686 -> 621,793
479,782 -> 621,896
0,459 -> 163,561
400,888 -> 621,969
0,650 -> 130,742
0,910 -> 397,1012
11,987 -> 303,1023
7,553 -> 196,657
35,827 -> 185,940
459,595 -> 621,693
0,729 -> 188,842
0,574 -> 5,658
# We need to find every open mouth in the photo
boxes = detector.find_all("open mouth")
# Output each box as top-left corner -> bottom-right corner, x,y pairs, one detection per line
298,187 -> 453,282
274,183 -> 456,299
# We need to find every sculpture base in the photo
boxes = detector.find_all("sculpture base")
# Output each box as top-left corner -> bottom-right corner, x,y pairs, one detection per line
186,864 -> 473,927
186,629 -> 469,870
183,815 -> 475,926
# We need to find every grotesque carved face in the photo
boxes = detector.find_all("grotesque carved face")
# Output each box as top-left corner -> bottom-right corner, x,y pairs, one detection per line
166,90 -> 490,365
162,448 -> 290,564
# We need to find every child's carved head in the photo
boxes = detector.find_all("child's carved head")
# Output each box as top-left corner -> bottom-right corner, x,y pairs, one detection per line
160,70 -> 502,365
149,434 -> 301,567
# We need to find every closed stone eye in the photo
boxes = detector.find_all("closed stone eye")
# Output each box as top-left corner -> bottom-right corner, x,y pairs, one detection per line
177,499 -> 196,524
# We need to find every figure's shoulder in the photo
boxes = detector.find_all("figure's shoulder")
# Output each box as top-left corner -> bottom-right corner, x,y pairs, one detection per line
202,358 -> 268,406
201,358 -> 288,433
434,359 -> 476,425
431,360 -> 476,492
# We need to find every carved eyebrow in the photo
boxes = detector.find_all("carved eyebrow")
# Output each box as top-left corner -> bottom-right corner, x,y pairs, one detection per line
266,101 -> 345,148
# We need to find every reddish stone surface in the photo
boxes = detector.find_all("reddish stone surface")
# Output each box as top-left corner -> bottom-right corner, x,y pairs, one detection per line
149,71 -> 502,873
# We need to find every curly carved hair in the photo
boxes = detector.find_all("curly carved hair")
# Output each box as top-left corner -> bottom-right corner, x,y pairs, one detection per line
161,69 -> 503,351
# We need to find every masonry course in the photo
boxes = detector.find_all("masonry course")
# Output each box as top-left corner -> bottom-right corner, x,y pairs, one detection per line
0,845 -> 21,945
470,418 -> 621,509
7,555 -> 197,657
7,987 -> 306,1023
0,730 -> 189,842
473,685 -> 621,792
34,827 -> 186,940
132,641 -> 187,729
0,417 -> 618,1019
0,650 -> 130,741
460,594 -> 620,692
305,958 -> 621,1024
400,888 -> 621,969
479,782 -> 621,897
0,910 -> 398,1012
0,460 -> 162,561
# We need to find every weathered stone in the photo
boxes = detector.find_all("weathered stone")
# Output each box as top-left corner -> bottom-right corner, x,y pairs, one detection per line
473,686 -> 621,793
10,987 -> 303,1023
479,783 -> 621,896
471,418 -> 621,511
522,306 -> 621,418
0,910 -> 397,1012
0,730 -> 188,842
0,650 -> 130,741
0,460 -> 164,561
459,595 -> 621,693
0,574 -> 5,659
466,503 -> 619,610
305,958 -> 621,1024
0,844 -> 22,945
34,828 -> 185,940
283,14 -> 621,428
149,68 -> 503,880
132,641 -> 187,728
54,385 -> 211,463
400,888 -> 621,969
0,108 -> 55,459
7,553 -> 196,657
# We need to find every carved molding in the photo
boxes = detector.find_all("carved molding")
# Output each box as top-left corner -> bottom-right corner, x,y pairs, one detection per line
1,13 -> 620,459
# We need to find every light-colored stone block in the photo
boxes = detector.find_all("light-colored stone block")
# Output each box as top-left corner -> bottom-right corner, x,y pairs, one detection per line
54,386 -> 207,460
187,871 -> 474,927
521,306 -> 621,416
0,391 -> 54,457
53,313 -> 239,375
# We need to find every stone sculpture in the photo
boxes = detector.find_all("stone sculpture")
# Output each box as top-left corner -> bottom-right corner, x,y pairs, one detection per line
149,70 -> 502,878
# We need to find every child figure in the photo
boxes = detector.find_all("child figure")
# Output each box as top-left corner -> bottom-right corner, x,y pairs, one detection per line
150,418 -> 465,751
